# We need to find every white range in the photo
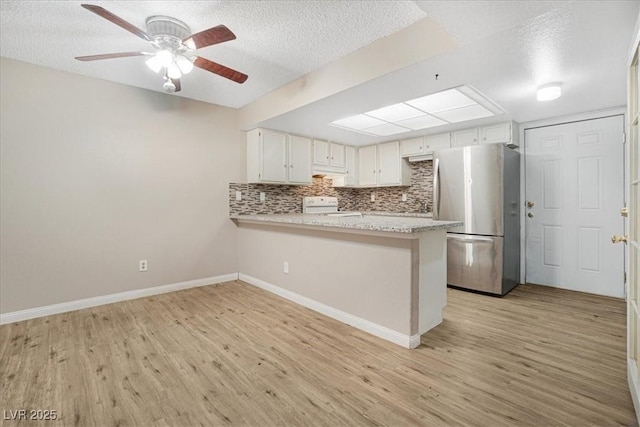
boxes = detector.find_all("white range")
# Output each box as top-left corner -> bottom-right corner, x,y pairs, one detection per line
302,196 -> 362,217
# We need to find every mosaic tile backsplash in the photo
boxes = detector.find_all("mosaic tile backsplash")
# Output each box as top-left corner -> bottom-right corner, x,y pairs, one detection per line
229,160 -> 433,215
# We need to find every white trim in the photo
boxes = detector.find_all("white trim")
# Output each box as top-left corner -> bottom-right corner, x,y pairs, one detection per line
628,358 -> 640,424
520,107 -> 626,131
239,273 -> 420,349
0,273 -> 239,325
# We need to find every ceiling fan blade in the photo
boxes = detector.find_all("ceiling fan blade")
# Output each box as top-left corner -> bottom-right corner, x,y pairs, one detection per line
75,52 -> 152,61
193,57 -> 248,84
183,25 -> 236,50
172,78 -> 182,92
81,4 -> 153,43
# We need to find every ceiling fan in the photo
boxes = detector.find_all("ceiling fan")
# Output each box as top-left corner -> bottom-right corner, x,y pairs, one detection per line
75,4 -> 248,93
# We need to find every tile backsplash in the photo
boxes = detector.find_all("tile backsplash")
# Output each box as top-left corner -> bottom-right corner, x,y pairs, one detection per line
229,160 -> 433,215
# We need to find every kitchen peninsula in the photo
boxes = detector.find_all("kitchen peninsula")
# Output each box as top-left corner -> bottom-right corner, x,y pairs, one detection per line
232,213 -> 462,348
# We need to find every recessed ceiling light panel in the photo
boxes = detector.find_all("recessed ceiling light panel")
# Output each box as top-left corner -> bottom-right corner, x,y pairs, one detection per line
433,104 -> 493,123
365,103 -> 425,122
362,123 -> 410,136
331,114 -> 386,130
395,114 -> 447,130
406,89 -> 476,113
329,85 -> 503,138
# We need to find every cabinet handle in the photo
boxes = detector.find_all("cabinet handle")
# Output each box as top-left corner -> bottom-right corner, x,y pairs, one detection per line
379,169 -> 382,173
290,165 -> 293,168
473,138 -> 477,142
483,137 -> 487,140
373,170 -> 376,173
419,146 -> 422,150
326,156 -> 329,159
284,164 -> 287,168
331,156 -> 334,159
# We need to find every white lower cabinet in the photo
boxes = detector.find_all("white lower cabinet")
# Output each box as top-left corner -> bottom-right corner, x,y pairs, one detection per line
358,141 -> 410,187
247,129 -> 312,185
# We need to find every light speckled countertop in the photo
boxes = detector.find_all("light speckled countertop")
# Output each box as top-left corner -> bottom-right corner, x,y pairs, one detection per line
230,213 -> 461,234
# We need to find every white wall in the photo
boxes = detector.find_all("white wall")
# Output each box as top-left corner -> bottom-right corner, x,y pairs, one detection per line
0,58 -> 244,314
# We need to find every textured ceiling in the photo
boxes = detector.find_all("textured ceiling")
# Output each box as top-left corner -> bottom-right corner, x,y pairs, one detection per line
0,1 -> 425,108
260,1 -> 640,145
1,1 -> 639,146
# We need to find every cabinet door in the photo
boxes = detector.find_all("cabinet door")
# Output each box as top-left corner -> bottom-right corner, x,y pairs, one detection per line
313,139 -> 330,166
400,137 -> 424,157
451,128 -> 479,147
261,130 -> 288,183
330,142 -> 345,167
358,145 -> 377,186
481,122 -> 511,144
345,145 -> 357,186
288,135 -> 312,184
377,141 -> 401,185
424,132 -> 451,153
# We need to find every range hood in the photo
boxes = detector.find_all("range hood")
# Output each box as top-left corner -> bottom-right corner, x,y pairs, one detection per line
312,167 -> 347,179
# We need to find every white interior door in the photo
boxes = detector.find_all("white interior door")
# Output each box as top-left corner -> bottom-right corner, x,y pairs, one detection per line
525,115 -> 625,297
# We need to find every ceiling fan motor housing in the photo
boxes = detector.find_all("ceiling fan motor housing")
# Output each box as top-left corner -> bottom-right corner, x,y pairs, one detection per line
146,16 -> 192,51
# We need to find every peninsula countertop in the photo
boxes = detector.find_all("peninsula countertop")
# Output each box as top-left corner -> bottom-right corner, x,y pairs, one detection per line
230,213 -> 462,234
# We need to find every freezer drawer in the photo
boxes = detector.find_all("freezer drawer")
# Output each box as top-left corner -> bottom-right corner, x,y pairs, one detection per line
447,234 -> 503,294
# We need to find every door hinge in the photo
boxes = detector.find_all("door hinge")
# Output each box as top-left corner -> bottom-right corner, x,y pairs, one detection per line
623,132 -> 626,144
624,271 -> 627,283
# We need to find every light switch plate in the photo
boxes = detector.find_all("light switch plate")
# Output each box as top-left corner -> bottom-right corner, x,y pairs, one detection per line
235,191 -> 242,201
370,193 -> 375,202
402,193 -> 407,202
260,192 -> 266,202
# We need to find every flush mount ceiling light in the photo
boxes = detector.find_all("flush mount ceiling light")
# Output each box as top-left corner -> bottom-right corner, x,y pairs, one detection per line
536,83 -> 562,101
329,85 -> 503,137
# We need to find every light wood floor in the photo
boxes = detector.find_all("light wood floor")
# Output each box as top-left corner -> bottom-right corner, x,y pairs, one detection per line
1,281 -> 636,426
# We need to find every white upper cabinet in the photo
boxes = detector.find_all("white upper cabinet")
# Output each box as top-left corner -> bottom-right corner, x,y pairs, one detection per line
358,145 -> 377,186
288,135 -> 313,184
247,129 -> 312,185
452,122 -> 519,148
480,122 -> 519,146
358,141 -> 410,187
401,133 -> 451,158
330,142 -> 346,168
313,140 -> 346,169
424,133 -> 451,153
400,137 -> 425,157
344,145 -> 358,186
451,128 -> 479,147
313,139 -> 330,166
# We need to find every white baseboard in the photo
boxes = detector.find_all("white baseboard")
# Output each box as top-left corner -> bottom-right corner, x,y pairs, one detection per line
629,358 -> 640,425
238,273 -> 419,349
0,273 -> 239,325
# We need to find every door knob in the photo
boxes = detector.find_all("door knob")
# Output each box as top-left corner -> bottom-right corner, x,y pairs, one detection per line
527,212 -> 534,218
527,201 -> 535,208
611,235 -> 628,244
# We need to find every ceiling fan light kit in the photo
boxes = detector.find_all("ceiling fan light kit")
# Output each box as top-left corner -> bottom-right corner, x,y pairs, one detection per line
75,4 -> 248,94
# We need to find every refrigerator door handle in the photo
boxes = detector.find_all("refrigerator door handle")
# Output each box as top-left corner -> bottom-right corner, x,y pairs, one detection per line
433,158 -> 440,219
447,234 -> 495,243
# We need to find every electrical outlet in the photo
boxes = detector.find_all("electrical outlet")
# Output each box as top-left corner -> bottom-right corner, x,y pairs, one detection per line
283,261 -> 289,274
402,193 -> 408,202
370,193 -> 375,202
235,190 -> 242,201
260,192 -> 266,202
139,260 -> 148,272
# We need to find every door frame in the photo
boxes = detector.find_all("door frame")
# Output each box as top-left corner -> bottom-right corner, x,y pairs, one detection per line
519,107 -> 627,287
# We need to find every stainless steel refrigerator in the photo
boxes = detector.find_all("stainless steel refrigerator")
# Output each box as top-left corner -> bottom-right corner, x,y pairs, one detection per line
433,144 -> 520,296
